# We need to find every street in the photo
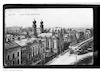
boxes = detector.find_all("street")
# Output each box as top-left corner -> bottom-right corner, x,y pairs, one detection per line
46,49 -> 93,65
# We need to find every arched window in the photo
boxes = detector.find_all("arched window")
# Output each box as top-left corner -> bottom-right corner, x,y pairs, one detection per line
13,54 -> 14,59
7,55 -> 9,60
21,51 -> 22,59
36,46 -> 38,55
52,41 -> 54,48
32,47 -> 34,56
17,52 -> 19,57
12,61 -> 14,65
48,41 -> 49,48
18,59 -> 19,64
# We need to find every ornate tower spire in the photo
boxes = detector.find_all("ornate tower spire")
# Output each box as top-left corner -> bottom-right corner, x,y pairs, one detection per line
40,19 -> 43,25
33,18 -> 36,25
32,18 -> 37,37
40,19 -> 44,33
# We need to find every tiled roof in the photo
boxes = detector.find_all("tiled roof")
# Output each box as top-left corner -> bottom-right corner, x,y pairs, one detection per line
5,41 -> 20,49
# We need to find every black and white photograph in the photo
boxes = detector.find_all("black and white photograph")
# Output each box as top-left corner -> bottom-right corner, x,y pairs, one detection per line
3,5 -> 95,68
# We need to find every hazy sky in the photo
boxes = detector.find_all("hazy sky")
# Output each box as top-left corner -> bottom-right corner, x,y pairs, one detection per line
5,8 -> 93,28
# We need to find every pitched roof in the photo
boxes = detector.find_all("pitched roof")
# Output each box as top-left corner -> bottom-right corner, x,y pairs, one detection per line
5,41 -> 20,49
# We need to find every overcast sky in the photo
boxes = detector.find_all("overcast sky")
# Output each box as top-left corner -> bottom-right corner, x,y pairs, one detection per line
5,8 -> 93,28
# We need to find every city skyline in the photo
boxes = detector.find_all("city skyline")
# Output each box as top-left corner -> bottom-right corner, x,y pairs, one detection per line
5,8 -> 93,28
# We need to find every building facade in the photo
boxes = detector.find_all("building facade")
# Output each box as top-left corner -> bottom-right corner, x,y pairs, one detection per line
4,41 -> 21,66
38,33 -> 59,58
84,29 -> 92,39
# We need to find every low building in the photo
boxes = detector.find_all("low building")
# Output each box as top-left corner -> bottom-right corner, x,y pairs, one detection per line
63,34 -> 71,51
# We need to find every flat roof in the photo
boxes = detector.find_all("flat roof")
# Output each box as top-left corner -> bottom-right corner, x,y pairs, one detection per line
38,33 -> 52,37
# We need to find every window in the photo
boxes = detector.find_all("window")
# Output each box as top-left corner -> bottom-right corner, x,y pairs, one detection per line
48,41 -> 49,48
29,54 -> 31,59
13,54 -> 14,59
34,46 -> 36,56
7,55 -> 9,60
21,51 -> 22,59
32,47 -> 34,56
52,41 -> 54,48
17,52 -> 19,57
7,62 -> 9,65
21,60 -> 22,64
36,46 -> 38,55
18,59 -> 19,64
12,61 -> 14,65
